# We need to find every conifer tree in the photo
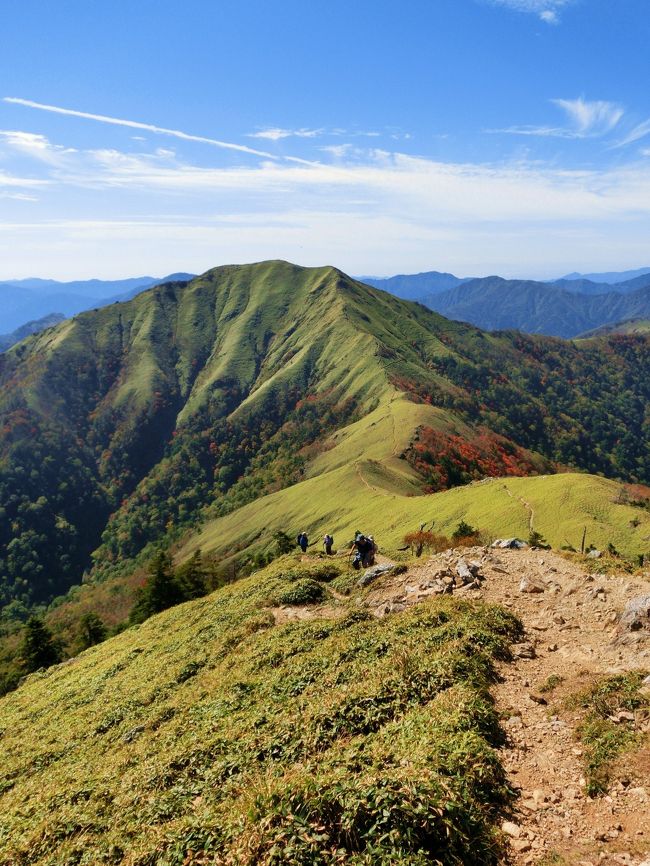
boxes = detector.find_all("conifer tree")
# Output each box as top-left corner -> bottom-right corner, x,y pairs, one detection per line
130,551 -> 182,623
76,612 -> 108,651
175,550 -> 207,600
20,617 -> 62,672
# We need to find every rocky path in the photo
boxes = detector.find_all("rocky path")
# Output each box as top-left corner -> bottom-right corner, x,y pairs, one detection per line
362,547 -> 650,865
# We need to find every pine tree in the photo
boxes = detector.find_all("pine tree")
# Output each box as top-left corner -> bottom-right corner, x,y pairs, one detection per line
130,551 -> 182,623
20,617 -> 62,672
175,550 -> 207,600
76,612 -> 108,651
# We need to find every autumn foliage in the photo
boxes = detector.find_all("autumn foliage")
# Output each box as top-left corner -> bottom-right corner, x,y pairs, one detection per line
405,426 -> 542,493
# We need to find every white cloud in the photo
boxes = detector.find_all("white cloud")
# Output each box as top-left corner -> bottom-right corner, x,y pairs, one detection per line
5,115 -> 650,280
0,129 -> 77,165
249,127 -> 324,141
10,134 -> 650,226
320,144 -> 354,159
0,191 -> 38,201
249,127 -> 393,142
489,0 -> 572,24
494,97 -> 624,139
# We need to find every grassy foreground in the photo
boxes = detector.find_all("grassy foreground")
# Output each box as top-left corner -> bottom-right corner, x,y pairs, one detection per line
0,555 -> 523,865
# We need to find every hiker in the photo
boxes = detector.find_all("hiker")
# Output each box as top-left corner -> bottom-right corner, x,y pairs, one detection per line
323,533 -> 334,555
296,531 -> 309,553
351,534 -> 376,570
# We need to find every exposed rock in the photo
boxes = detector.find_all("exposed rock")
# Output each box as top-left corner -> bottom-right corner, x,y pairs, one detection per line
501,820 -> 521,838
511,839 -> 532,853
456,558 -> 474,584
357,564 -> 394,587
519,576 -> 545,594
492,538 -> 528,549
512,642 -> 536,659
455,579 -> 482,593
618,594 -> 650,632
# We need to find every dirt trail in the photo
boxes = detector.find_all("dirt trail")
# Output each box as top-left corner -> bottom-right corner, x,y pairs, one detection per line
363,547 -> 650,865
503,483 -> 536,533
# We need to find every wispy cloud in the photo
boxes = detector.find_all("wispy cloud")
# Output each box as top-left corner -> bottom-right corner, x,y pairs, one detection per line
614,119 -> 650,148
552,98 -> 624,136
248,127 -> 394,142
248,127 -> 324,141
0,168 -> 49,189
489,0 -> 573,24
3,97 -> 277,159
493,98 -> 624,139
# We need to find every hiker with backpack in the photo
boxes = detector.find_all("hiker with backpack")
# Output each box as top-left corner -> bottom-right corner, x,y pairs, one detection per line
296,531 -> 309,553
323,533 -> 334,555
350,533 -> 376,570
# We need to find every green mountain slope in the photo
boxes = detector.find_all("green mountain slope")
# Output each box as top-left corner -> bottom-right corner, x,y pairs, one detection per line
0,555 -> 522,865
180,470 -> 650,567
1,260 -> 649,609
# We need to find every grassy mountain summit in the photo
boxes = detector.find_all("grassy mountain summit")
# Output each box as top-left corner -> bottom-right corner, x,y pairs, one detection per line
0,260 -> 649,609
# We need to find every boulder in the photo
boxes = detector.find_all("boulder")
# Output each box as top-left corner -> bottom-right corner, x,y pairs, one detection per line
456,559 -> 474,584
619,594 -> 650,632
491,538 -> 528,549
357,563 -> 394,588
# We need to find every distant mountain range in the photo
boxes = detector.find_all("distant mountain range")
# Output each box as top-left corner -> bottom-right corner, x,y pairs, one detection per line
0,273 -> 195,333
420,277 -> 650,338
560,266 -> 650,284
5,264 -> 650,344
361,270 -> 471,299
361,268 -> 650,337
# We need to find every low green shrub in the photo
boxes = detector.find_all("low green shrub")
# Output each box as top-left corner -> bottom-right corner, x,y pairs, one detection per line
275,579 -> 326,606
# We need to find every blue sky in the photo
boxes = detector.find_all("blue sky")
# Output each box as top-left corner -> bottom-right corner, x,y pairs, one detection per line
2,0 -> 650,279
